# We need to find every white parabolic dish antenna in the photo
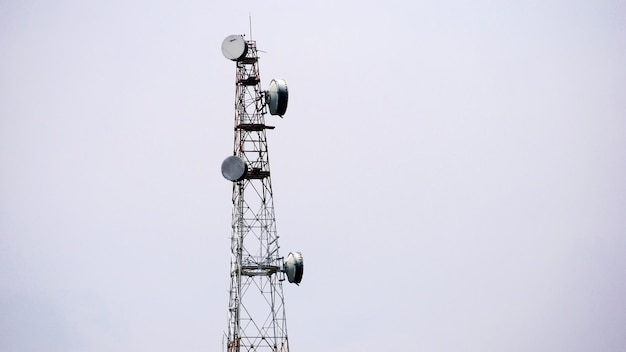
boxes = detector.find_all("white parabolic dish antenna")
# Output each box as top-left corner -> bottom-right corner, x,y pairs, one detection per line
221,155 -> 248,181
285,252 -> 304,285
267,79 -> 289,116
221,35 -> 248,61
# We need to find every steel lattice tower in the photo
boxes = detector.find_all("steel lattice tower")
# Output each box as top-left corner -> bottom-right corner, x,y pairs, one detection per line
220,34 -> 302,352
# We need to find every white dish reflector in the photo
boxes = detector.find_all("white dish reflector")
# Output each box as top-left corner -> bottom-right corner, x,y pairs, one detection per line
285,252 -> 304,285
221,35 -> 248,61
267,79 -> 289,116
221,155 -> 248,181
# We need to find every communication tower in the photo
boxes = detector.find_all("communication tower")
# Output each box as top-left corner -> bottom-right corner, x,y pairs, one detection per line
220,34 -> 303,352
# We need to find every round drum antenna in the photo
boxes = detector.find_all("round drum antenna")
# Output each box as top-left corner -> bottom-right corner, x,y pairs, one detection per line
221,155 -> 248,181
221,35 -> 248,61
266,79 -> 289,116
285,252 -> 304,285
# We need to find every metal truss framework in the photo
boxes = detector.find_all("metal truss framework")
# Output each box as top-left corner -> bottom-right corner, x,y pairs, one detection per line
226,39 -> 290,352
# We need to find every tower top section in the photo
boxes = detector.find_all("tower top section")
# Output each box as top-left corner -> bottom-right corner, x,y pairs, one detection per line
221,34 -> 289,117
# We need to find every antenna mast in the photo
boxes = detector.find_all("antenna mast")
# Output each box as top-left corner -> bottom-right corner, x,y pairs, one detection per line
220,34 -> 303,352
249,13 -> 253,39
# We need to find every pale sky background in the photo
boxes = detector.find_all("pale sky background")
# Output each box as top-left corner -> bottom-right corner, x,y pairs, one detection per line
1,1 -> 625,351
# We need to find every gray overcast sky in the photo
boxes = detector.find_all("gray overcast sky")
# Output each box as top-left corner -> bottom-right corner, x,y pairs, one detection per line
1,1 -> 625,351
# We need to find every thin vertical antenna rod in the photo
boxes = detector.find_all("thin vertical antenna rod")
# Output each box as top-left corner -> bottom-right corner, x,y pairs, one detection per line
249,13 -> 253,39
